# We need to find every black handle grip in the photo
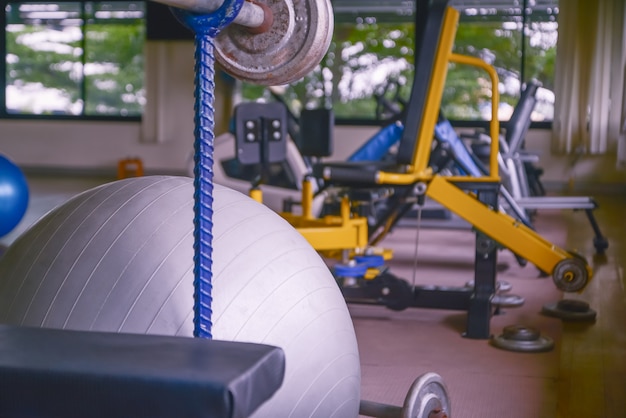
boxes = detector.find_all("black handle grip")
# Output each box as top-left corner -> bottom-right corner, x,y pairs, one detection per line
318,165 -> 378,187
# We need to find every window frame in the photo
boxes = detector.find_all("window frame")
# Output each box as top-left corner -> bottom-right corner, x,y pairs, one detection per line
0,0 -> 557,128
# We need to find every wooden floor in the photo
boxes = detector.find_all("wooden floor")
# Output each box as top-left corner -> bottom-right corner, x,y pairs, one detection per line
1,175 -> 624,418
355,193 -> 626,418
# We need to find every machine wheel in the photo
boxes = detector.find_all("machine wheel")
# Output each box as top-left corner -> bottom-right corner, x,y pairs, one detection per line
552,255 -> 589,292
593,236 -> 609,254
378,273 -> 414,311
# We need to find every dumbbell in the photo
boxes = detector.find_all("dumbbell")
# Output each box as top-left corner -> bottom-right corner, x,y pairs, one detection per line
153,0 -> 333,85
360,372 -> 451,418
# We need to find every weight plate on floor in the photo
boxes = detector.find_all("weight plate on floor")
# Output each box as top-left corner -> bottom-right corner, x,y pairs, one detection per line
541,299 -> 597,322
552,256 -> 589,292
403,372 -> 451,418
492,293 -> 525,307
501,324 -> 540,341
465,280 -> 512,292
496,280 -> 513,292
490,325 -> 554,353
215,0 -> 334,85
557,299 -> 591,312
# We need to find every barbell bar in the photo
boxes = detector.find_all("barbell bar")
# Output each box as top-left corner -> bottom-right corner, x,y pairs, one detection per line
360,372 -> 451,418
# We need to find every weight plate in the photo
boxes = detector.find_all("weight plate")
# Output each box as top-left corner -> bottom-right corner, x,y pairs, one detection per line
501,324 -> 540,341
498,281 -> 513,292
541,299 -> 597,322
492,293 -> 525,308
552,256 -> 589,292
403,372 -> 451,418
215,0 -> 334,85
490,325 -> 554,353
557,298 -> 591,313
465,280 -> 512,292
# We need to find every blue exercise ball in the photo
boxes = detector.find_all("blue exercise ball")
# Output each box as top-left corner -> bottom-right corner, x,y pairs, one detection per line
0,155 -> 29,238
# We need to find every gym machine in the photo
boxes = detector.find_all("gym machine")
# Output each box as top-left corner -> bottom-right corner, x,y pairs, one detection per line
237,0 -> 593,341
463,80 -> 609,254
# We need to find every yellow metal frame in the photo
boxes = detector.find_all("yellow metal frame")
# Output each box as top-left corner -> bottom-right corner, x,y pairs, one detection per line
272,5 -> 593,289
447,53 -> 500,181
425,176 -> 592,280
281,195 -> 369,251
279,178 -> 369,251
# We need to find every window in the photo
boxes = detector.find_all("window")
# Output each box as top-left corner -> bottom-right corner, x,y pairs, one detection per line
1,0 -> 557,122
446,0 -> 558,122
241,4 -> 416,123
3,1 -> 145,118
240,0 -> 559,125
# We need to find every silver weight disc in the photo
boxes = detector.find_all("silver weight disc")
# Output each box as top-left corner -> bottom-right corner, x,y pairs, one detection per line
497,280 -> 513,292
465,280 -> 512,292
490,325 -> 554,353
541,299 -> 597,322
403,372 -> 451,418
215,0 -> 334,85
552,256 -> 589,292
492,293 -> 525,308
501,324 -> 540,341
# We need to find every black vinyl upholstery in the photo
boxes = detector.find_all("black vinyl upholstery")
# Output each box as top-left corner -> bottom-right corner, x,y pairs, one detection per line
0,325 -> 285,418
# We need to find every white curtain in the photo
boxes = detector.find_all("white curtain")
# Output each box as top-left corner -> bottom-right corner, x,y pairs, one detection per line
619,63 -> 626,166
552,0 -> 626,160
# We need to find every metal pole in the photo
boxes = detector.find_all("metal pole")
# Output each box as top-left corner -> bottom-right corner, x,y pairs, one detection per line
359,400 -> 403,418
171,0 -> 245,339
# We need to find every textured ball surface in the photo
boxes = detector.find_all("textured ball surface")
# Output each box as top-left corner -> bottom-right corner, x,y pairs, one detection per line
0,176 -> 360,418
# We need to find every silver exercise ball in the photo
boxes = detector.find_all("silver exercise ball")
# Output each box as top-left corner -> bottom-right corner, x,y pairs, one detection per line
0,176 -> 361,418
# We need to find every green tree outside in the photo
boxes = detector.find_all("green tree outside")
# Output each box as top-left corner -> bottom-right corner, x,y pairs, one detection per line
5,1 -> 144,116
242,7 -> 558,124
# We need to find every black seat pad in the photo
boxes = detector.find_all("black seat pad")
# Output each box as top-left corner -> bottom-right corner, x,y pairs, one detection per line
0,325 -> 285,418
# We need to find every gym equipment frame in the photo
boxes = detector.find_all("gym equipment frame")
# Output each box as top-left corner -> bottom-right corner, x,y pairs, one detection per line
257,1 -> 594,339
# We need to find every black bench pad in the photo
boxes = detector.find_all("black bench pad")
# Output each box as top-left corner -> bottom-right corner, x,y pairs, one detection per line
0,325 -> 285,418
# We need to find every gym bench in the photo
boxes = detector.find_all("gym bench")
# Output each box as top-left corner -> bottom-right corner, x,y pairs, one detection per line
0,325 -> 285,418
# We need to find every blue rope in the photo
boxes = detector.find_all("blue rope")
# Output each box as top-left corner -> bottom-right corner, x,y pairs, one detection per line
171,0 -> 244,339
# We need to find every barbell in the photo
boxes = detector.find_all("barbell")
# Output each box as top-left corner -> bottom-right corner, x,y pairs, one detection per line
152,0 -> 333,85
